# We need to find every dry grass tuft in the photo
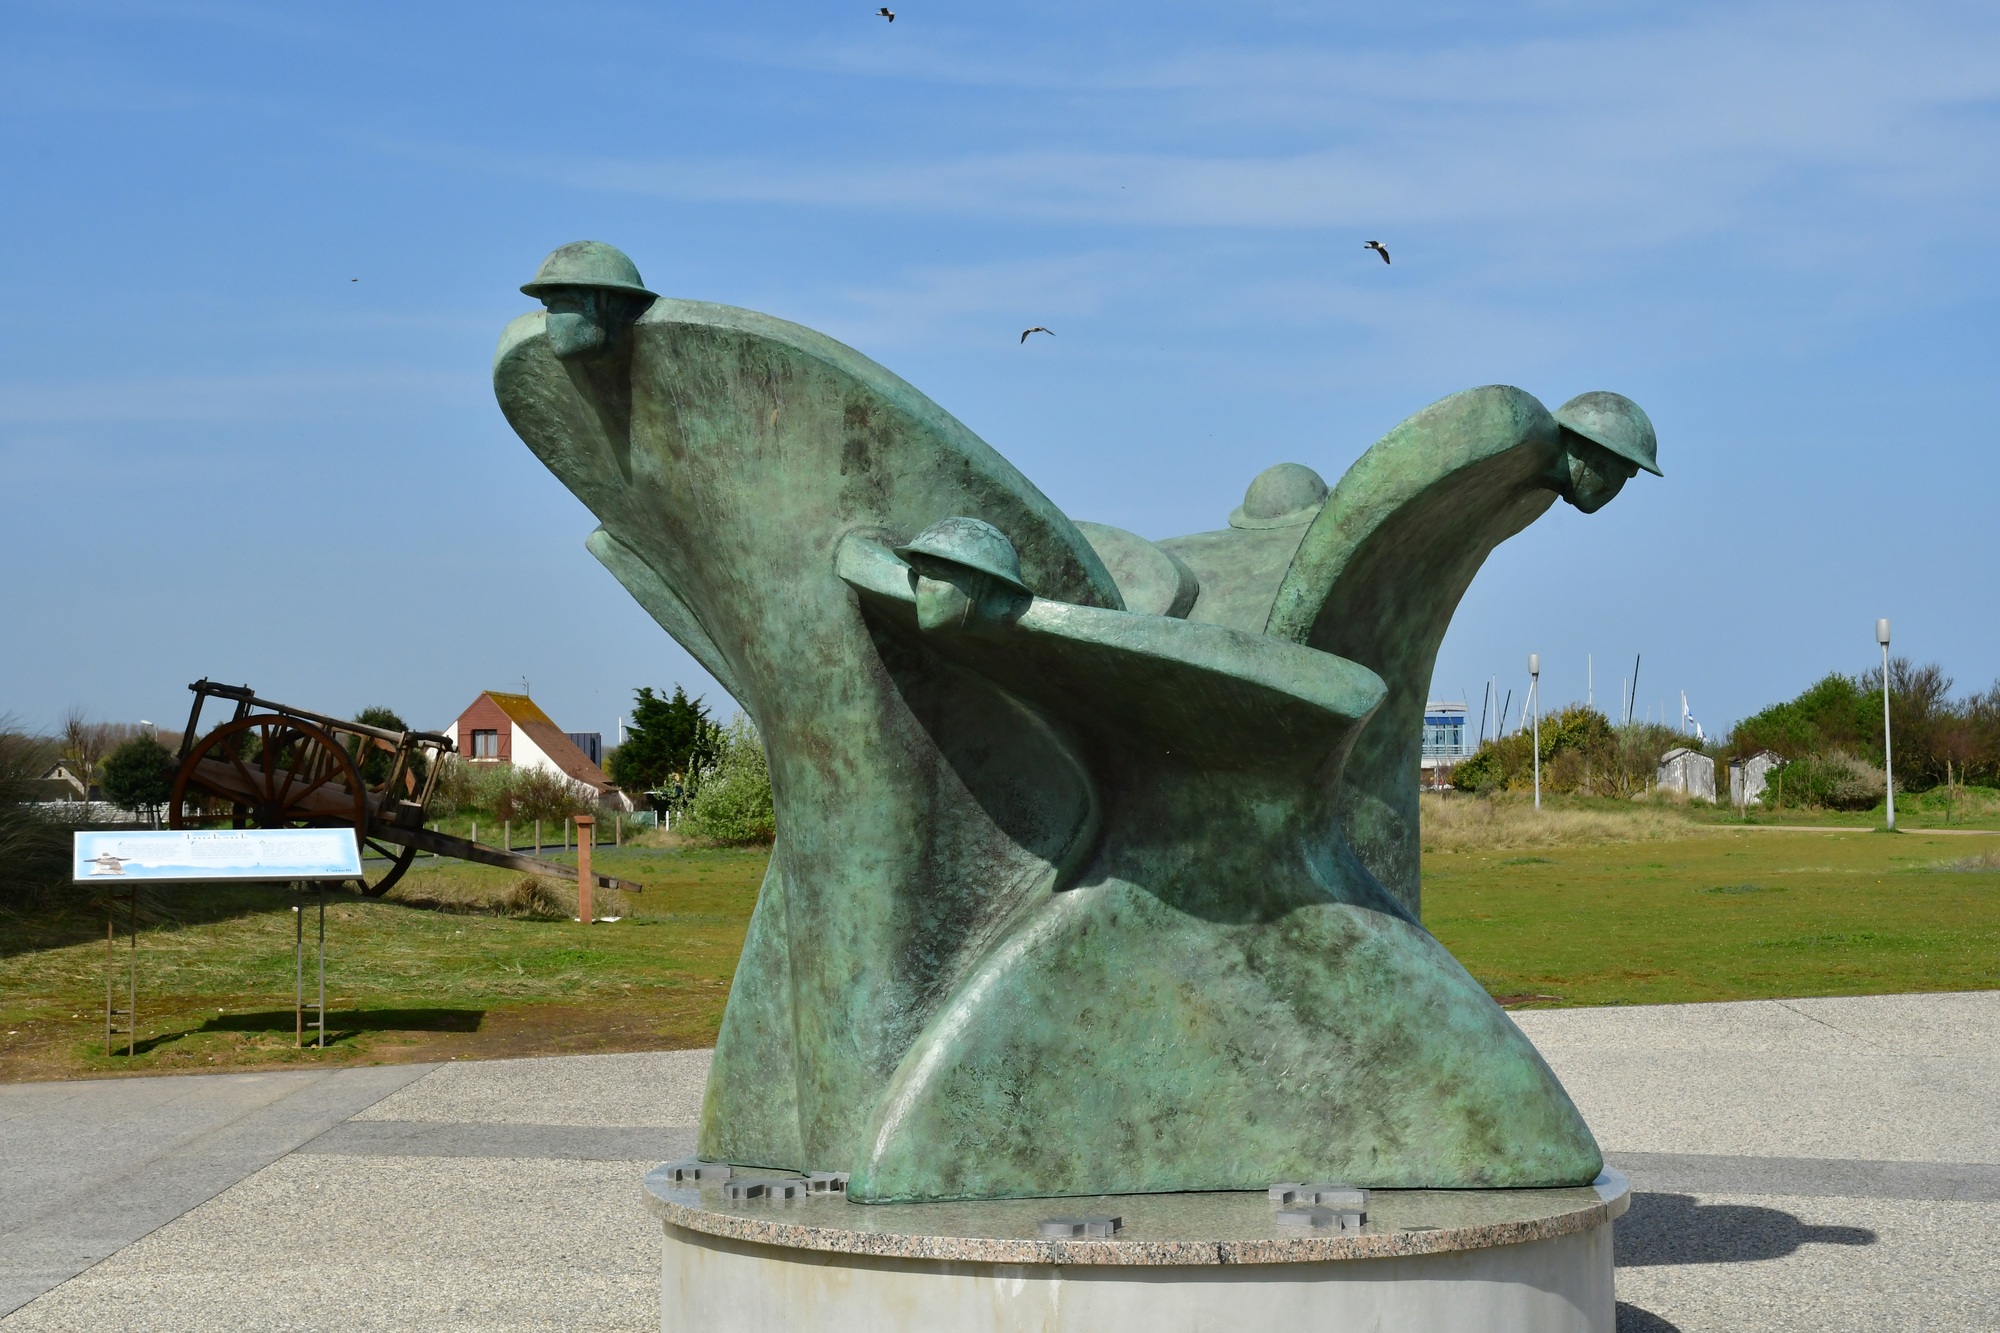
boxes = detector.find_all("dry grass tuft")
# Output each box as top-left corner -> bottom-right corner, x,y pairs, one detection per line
1942,848 -> 2000,872
620,826 -> 700,851
1420,794 -> 1706,854
499,876 -> 580,919
386,874 -> 577,920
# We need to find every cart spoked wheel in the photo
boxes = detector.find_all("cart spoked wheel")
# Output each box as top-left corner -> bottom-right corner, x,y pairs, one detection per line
168,714 -> 417,896
341,733 -> 424,896
352,832 -> 419,897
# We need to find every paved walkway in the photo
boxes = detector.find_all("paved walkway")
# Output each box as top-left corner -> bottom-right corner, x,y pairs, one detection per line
2,992 -> 1994,1332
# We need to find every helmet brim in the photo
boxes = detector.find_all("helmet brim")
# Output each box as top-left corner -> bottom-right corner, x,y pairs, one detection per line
1562,424 -> 1662,477
893,545 -> 1032,594
1228,501 -> 1324,530
520,279 -> 659,300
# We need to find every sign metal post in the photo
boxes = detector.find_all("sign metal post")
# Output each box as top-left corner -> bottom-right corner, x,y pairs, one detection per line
74,830 -> 362,1059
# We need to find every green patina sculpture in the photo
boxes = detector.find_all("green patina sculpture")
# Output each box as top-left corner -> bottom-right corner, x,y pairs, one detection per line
494,241 -> 1660,1204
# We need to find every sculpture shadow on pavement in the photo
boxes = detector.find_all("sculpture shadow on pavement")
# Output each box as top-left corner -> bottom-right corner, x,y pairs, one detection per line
1615,1191 -> 1878,1266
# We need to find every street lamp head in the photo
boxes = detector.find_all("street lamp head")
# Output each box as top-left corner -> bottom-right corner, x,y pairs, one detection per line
1528,653 -> 1540,677
1876,618 -> 1891,647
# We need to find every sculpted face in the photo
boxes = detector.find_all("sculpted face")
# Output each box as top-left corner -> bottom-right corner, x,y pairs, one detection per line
909,560 -> 1023,634
1557,433 -> 1638,514
540,286 -> 638,360
914,572 -> 978,632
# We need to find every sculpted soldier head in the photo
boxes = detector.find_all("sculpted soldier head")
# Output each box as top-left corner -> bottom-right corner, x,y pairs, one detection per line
521,241 -> 658,360
895,516 -> 1032,633
1551,391 -> 1660,513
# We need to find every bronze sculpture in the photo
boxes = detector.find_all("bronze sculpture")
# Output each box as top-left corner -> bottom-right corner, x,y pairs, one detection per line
496,241 -> 1658,1203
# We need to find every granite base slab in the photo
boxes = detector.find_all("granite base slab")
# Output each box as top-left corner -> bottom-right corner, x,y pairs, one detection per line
643,1166 -> 1629,1332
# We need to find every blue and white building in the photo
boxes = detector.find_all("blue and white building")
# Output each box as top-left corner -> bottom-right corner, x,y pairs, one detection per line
1421,701 -> 1471,779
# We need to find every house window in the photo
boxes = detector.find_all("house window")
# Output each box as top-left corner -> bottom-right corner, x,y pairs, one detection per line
471,729 -> 500,759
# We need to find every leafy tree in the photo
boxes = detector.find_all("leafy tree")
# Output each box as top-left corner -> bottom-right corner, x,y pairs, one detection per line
1728,659 -> 1983,794
351,706 -> 412,788
1728,672 -> 1872,762
680,714 -> 775,843
609,686 -> 719,808
102,734 -> 177,821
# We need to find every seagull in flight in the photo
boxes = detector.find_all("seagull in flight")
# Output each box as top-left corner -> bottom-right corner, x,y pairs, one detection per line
1020,326 -> 1053,343
876,7 -> 894,19
1363,240 -> 1391,265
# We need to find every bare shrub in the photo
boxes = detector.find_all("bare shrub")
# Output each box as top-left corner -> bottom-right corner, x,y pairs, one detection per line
1450,708 -> 1691,800
1,723 -> 78,912
438,762 -> 606,824
1759,750 -> 1886,811
427,755 -> 478,819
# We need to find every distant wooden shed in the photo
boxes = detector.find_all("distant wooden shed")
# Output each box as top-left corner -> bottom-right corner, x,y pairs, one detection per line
1656,747 -> 1716,801
1742,750 -> 1782,804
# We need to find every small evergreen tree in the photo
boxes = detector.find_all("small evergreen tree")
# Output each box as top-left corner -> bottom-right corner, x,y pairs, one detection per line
102,734 -> 177,821
609,686 -> 720,809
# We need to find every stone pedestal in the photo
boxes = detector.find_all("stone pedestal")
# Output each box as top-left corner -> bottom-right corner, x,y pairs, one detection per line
644,1167 -> 1629,1333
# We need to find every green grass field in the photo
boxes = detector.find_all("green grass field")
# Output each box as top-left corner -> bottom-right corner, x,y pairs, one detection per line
0,842 -> 768,1080
3,815 -> 1996,1080
1424,828 -> 2000,1007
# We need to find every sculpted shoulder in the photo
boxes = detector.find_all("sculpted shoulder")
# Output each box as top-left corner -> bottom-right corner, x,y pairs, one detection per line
494,309 -> 547,372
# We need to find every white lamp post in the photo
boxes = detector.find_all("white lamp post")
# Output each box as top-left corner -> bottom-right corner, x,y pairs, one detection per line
1877,618 -> 1894,831
1529,653 -> 1541,811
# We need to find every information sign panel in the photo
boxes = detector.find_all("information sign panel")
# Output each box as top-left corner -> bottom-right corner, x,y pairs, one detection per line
73,829 -> 363,883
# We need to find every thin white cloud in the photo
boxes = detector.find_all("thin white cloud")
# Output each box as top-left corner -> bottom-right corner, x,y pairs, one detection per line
383,2 -> 2000,259
0,370 -> 470,424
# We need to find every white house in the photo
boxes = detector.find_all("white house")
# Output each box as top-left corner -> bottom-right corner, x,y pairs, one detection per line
443,690 -> 633,811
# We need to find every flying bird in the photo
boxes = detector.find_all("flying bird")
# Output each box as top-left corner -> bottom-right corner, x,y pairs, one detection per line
877,7 -> 894,19
350,277 -> 358,282
1020,327 -> 1053,343
1364,240 -> 1391,265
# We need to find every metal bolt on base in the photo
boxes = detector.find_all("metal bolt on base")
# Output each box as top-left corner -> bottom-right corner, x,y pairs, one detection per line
1269,1182 -> 1368,1212
723,1177 -> 812,1202
1276,1206 -> 1365,1230
1037,1214 -> 1122,1238
661,1158 -> 732,1185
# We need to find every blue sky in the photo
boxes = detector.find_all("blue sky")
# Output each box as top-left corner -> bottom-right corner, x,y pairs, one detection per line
3,0 -> 1997,741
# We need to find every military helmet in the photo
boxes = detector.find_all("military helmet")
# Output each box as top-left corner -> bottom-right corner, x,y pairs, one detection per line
895,516 -> 1031,594
1229,462 -> 1329,529
1554,392 -> 1661,477
520,241 -> 658,300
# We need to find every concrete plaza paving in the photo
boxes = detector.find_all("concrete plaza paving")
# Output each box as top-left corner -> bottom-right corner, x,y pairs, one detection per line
2,992 -> 1995,1332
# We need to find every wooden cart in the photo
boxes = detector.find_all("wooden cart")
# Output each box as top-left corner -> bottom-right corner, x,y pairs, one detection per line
168,679 -> 639,898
